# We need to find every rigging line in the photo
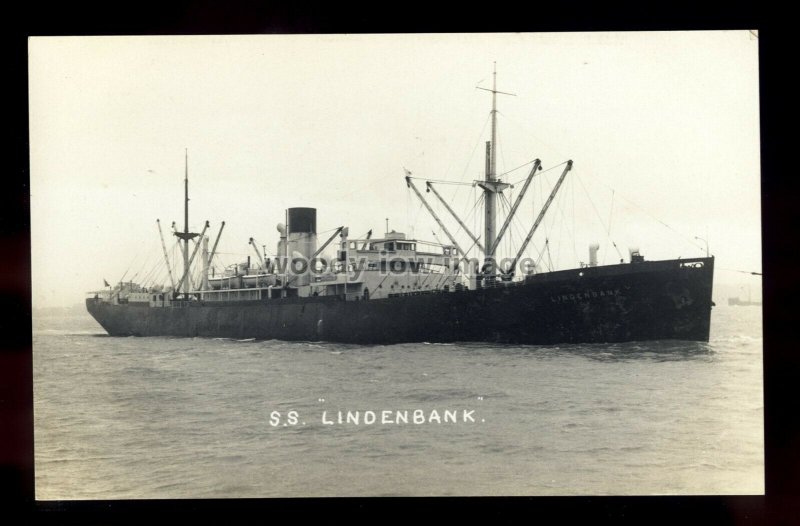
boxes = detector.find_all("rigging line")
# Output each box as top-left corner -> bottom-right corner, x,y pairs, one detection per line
141,262 -> 156,288
533,239 -> 548,272
504,160 -> 568,186
406,183 -> 411,235
406,176 -> 474,186
153,259 -> 170,288
501,189 -> 529,262
471,184 -> 476,238
450,193 -> 485,247
537,188 -> 555,272
161,241 -> 175,282
500,194 -> 514,260
445,178 -> 471,232
510,203 -> 525,267
498,122 -> 507,179
546,178 -> 567,268
129,261 -> 148,287
116,246 -> 145,288
500,160 -> 536,181
574,172 -> 613,238
554,196 -> 565,270
500,194 -> 517,260
525,182 -> 547,271
601,187 -> 622,263
719,268 -> 763,276
607,189 -> 615,237
508,195 -> 537,265
553,173 -> 575,269
432,270 -> 450,290
355,229 -> 371,240
418,262 -> 439,288
460,191 -> 485,245
571,175 -> 577,264
551,176 -> 567,267
556,176 -> 589,264
500,194 -> 517,255
497,194 -> 510,259
535,243 -> 546,269
167,239 -> 180,283
407,193 -> 425,239
501,111 -> 572,161
135,242 -> 163,286
134,242 -> 156,276
455,184 -> 474,234
142,252 -> 164,283
141,253 -> 165,287
427,270 -> 443,290
148,267 -> 162,290
458,112 -> 492,183
589,175 -> 705,253
464,187 -> 486,232
545,177 -> 562,266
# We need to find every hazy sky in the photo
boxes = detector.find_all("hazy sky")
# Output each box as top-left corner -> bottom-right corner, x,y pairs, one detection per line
29,32 -> 761,308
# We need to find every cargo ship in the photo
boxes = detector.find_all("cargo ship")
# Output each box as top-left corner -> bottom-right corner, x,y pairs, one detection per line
86,67 -> 715,344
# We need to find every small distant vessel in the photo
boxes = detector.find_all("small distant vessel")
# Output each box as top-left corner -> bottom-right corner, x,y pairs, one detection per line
86,66 -> 715,344
728,285 -> 762,307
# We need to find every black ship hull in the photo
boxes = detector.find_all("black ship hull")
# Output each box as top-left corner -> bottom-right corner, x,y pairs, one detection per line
86,257 -> 714,345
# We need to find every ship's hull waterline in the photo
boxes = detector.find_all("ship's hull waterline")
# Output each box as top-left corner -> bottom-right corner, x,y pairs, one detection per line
86,257 -> 714,345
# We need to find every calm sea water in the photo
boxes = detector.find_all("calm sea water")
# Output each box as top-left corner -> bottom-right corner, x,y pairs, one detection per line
33,305 -> 763,498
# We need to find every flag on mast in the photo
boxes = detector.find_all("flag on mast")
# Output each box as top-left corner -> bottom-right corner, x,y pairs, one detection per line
103,279 -> 110,287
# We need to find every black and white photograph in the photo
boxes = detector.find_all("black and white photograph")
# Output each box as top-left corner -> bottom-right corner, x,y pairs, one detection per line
29,31 -> 762,498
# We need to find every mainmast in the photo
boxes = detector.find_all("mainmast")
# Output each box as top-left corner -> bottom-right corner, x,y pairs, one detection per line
490,63 -> 498,185
477,63 -> 514,276
405,65 -> 569,281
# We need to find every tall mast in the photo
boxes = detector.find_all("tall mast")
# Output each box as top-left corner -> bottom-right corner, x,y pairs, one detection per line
491,62 -> 498,182
183,148 -> 189,295
173,148 -> 200,298
486,64 -> 498,270
184,149 -> 189,236
476,63 -> 514,276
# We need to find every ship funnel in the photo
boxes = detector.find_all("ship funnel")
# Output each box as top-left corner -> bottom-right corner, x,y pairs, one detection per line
287,208 -> 317,235
287,207 -> 318,286
589,243 -> 600,267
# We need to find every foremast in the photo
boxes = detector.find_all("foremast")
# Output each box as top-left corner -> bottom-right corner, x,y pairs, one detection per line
173,149 -> 200,299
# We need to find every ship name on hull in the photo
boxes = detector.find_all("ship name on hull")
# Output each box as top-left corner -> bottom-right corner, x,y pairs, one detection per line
550,288 -> 621,303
